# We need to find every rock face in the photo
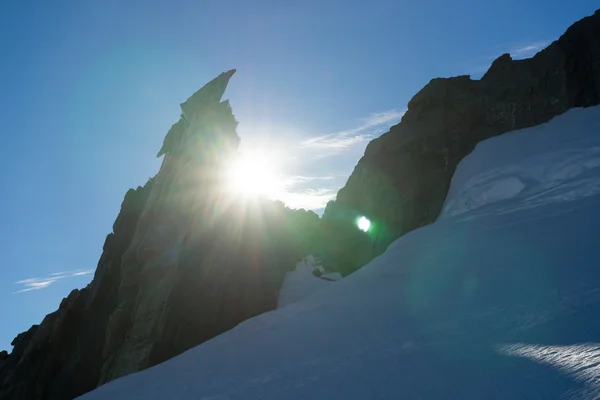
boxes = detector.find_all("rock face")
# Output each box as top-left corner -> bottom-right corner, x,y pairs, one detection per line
0,71 -> 318,400
320,9 -> 600,275
0,351 -> 6,372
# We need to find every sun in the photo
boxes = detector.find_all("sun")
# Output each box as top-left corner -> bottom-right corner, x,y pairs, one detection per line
226,151 -> 282,198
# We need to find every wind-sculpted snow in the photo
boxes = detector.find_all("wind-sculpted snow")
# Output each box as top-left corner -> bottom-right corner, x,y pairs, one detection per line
80,106 -> 600,399
443,107 -> 600,220
497,343 -> 600,400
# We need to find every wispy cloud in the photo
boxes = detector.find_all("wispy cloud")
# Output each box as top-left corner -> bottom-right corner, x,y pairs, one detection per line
13,269 -> 94,294
281,175 -> 335,186
275,173 -> 352,210
509,41 -> 550,59
461,40 -> 551,78
238,109 -> 404,211
266,109 -> 405,210
277,187 -> 338,210
300,109 -> 404,152
72,270 -> 93,276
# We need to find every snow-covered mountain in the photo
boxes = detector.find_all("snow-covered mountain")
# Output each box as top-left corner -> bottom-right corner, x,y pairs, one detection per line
79,106 -> 600,399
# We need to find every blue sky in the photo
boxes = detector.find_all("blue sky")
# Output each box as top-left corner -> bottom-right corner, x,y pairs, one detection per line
0,0 -> 597,351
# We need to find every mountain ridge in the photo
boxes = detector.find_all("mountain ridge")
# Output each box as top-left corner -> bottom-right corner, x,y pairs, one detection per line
319,8 -> 600,275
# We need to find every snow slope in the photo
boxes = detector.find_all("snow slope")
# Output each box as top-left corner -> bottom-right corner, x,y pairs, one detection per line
80,106 -> 600,400
277,256 -> 341,308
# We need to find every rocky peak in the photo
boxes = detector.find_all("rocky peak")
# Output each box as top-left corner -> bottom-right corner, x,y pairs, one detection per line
157,69 -> 239,159
485,53 -> 513,74
0,350 -> 7,373
0,70 -> 317,400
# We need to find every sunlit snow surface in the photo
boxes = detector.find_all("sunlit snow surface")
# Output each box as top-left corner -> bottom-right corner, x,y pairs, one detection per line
443,107 -> 600,219
80,107 -> 600,400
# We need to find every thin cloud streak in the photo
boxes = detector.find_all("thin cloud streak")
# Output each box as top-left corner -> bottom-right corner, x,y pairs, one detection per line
510,41 -> 550,59
461,40 -> 551,77
72,270 -> 94,276
300,109 -> 404,151
273,175 -> 346,210
277,187 -> 338,210
281,175 -> 336,187
273,109 -> 405,209
13,269 -> 94,294
273,109 -> 406,209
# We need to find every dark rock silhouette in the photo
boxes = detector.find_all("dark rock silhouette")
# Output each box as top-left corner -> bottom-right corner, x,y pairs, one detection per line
156,69 -> 238,158
319,9 -> 600,275
0,71 -> 318,400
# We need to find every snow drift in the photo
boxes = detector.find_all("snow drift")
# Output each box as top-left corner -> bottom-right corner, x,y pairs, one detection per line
79,106 -> 600,400
277,256 -> 342,308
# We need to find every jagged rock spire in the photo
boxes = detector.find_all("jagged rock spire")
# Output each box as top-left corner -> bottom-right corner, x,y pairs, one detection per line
156,69 -> 237,158
0,65 -> 316,400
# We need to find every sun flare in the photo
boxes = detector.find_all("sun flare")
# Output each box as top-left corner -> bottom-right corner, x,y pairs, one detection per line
227,151 -> 282,198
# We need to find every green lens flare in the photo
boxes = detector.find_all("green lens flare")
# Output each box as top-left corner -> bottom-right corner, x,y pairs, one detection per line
357,216 -> 371,232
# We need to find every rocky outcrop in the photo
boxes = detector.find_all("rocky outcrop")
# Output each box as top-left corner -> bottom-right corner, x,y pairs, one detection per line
0,351 -> 7,372
320,9 -> 600,275
0,71 -> 318,399
0,183 -> 152,400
